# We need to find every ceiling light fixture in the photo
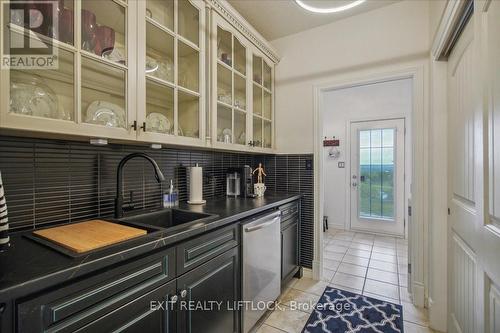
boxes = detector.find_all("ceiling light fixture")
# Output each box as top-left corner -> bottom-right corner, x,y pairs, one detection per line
295,0 -> 366,14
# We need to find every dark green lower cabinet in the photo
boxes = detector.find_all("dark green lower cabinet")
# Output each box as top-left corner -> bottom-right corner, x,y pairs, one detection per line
77,280 -> 177,333
177,247 -> 240,333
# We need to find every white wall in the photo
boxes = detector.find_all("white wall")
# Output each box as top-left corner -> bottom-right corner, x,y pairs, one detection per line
271,0 -> 430,154
322,78 -> 413,230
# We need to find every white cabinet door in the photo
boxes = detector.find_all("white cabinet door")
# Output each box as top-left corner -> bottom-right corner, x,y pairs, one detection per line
211,12 -> 275,153
136,0 -> 206,147
0,0 -> 138,141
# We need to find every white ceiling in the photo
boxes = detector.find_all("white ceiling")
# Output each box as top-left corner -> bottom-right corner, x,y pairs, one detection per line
227,0 -> 400,41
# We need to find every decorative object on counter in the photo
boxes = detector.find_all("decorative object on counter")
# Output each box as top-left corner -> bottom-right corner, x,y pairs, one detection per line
253,183 -> 266,197
10,72 -> 70,120
253,163 -> 267,197
188,164 -> 205,204
146,112 -> 171,134
163,179 -> 179,208
86,101 -> 126,128
226,171 -> 241,197
253,163 -> 266,184
0,171 -> 10,252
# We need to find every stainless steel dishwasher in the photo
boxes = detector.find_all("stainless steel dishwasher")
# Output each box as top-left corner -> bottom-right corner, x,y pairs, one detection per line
241,210 -> 281,333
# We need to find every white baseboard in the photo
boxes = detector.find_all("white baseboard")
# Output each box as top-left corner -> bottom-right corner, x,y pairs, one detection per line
303,267 -> 313,279
412,281 -> 425,307
428,297 -> 447,332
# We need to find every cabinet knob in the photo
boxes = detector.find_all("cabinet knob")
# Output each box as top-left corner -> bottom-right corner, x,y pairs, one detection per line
170,295 -> 178,304
180,289 -> 188,298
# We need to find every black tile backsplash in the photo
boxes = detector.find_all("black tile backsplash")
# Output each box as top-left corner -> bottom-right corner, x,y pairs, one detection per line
0,136 -> 314,268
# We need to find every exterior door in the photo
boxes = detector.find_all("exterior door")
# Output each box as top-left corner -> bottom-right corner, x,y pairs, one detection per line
350,119 -> 405,236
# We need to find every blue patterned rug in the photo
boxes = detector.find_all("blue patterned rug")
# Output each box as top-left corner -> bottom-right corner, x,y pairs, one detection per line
302,287 -> 404,333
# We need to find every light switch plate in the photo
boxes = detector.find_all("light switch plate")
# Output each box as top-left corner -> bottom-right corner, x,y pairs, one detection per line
338,162 -> 345,168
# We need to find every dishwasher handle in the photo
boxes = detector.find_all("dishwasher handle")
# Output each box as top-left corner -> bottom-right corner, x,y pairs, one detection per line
244,212 -> 280,232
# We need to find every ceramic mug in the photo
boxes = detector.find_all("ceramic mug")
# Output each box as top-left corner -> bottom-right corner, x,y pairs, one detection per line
254,183 -> 266,197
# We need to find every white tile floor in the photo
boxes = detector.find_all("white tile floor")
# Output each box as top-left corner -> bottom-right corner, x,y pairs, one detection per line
253,228 -> 436,333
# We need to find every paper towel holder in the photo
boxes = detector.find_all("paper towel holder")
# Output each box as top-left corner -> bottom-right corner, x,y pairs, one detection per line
188,164 -> 206,205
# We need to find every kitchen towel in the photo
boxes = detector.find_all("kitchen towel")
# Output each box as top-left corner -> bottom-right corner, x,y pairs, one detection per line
0,171 -> 10,251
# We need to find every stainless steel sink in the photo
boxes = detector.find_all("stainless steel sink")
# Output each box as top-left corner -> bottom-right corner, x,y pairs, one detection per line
119,208 -> 217,229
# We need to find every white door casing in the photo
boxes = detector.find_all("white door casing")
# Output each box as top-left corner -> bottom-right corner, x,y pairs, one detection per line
350,119 -> 405,237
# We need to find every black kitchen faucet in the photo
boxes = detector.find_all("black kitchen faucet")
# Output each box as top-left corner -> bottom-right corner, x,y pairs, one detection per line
114,153 -> 165,218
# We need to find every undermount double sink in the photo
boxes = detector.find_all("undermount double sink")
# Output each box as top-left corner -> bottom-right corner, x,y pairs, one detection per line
119,208 -> 218,230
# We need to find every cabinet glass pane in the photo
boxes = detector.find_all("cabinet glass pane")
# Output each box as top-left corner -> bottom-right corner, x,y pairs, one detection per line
253,84 -> 262,116
81,57 -> 126,128
178,91 -> 199,138
217,105 -> 232,143
217,64 -> 232,105
234,37 -> 246,75
253,116 -> 262,147
82,0 -> 126,65
146,22 -> 174,83
217,27 -> 232,66
146,0 -> 174,31
10,47 -> 74,121
263,62 -> 271,90
234,74 -> 246,110
263,91 -> 271,119
234,110 -> 246,145
263,120 -> 272,148
253,55 -> 262,84
146,79 -> 174,135
8,0 -> 75,45
178,0 -> 199,46
178,41 -> 199,92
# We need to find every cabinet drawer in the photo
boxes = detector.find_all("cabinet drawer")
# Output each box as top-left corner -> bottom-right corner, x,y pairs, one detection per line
176,224 -> 239,275
74,280 -> 176,333
18,248 -> 175,333
280,200 -> 299,222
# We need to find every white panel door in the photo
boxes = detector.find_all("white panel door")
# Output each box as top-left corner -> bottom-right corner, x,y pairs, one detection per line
447,3 -> 500,330
447,18 -> 479,333
350,119 -> 405,236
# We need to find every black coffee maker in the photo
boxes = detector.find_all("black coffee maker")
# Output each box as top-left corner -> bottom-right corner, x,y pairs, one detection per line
226,165 -> 255,198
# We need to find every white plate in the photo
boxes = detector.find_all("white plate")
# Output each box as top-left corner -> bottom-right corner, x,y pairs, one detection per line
146,112 -> 171,134
86,101 -> 126,128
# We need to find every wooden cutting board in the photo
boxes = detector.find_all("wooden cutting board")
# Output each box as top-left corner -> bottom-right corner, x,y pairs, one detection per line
33,220 -> 147,254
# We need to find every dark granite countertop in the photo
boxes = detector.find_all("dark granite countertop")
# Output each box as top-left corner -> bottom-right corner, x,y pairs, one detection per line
0,193 -> 301,301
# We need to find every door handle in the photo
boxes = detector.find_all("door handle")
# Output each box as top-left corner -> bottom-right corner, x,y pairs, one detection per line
244,217 -> 279,232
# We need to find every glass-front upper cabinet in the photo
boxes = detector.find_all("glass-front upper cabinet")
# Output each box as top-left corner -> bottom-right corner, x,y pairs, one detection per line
137,0 -> 205,145
2,0 -> 137,140
212,14 -> 249,148
252,53 -> 273,150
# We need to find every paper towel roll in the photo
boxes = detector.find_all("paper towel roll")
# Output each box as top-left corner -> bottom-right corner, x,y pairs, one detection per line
188,165 -> 205,204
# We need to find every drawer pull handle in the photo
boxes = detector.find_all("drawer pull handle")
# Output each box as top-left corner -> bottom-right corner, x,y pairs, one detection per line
170,295 -> 178,304
180,289 -> 187,298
